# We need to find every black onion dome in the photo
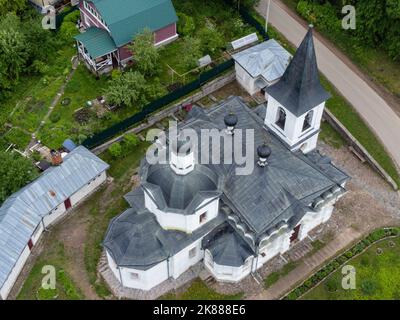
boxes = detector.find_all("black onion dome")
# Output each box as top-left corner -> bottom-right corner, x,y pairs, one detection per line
224,112 -> 238,127
257,144 -> 272,159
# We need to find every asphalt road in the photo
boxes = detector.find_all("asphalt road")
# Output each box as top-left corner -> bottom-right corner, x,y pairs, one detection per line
256,0 -> 400,168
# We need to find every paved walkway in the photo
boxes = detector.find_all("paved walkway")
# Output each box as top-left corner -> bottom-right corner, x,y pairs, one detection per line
256,0 -> 400,168
247,227 -> 361,299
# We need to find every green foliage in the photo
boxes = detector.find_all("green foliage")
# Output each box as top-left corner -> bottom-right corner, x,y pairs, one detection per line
0,16 -> 28,88
296,0 -> 400,61
0,151 -> 38,204
129,28 -> 160,76
106,71 -> 147,109
123,133 -> 140,149
63,10 -> 81,24
198,25 -> 225,55
50,112 -> 61,123
177,12 -> 196,36
59,21 -> 79,42
0,0 -> 26,16
361,279 -> 379,296
285,227 -> 400,300
324,276 -> 339,292
108,142 -> 122,159
181,37 -> 202,70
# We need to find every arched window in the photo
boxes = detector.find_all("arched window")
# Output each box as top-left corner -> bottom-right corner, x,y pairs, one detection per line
302,110 -> 314,131
275,107 -> 286,130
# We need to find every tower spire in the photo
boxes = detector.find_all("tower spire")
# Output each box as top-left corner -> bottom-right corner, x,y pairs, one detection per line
265,25 -> 330,116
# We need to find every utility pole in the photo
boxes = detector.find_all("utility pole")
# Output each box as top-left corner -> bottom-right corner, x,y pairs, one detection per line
265,0 -> 271,34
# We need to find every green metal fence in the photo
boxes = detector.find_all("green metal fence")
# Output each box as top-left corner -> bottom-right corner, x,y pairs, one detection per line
82,59 -> 235,149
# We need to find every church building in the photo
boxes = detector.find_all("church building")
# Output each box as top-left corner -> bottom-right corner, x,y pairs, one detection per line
102,27 -> 349,295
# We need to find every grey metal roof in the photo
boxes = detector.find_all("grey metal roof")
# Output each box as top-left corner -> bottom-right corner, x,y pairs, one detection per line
232,39 -> 291,82
202,223 -> 253,267
0,146 -> 109,288
104,203 -> 226,270
104,95 -> 349,269
178,96 -> 347,235
141,163 -> 220,211
266,27 -> 331,116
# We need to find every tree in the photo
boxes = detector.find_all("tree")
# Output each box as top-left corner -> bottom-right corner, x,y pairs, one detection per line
181,37 -> 202,70
198,25 -> 225,55
0,151 -> 38,204
0,27 -> 28,87
106,71 -> 149,109
177,12 -> 195,36
129,28 -> 160,76
108,142 -> 123,159
0,0 -> 26,16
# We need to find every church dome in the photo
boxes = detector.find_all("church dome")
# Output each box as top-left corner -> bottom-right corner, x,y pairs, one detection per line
145,164 -> 218,210
257,144 -> 272,159
224,112 -> 238,127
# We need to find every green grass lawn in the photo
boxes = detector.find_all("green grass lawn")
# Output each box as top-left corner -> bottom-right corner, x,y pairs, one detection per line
37,65 -> 110,149
0,45 -> 76,150
319,122 -> 345,149
301,236 -> 400,300
160,279 -> 243,300
17,241 -> 83,300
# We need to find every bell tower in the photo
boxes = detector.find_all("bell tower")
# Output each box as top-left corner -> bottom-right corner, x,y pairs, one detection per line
264,25 -> 330,154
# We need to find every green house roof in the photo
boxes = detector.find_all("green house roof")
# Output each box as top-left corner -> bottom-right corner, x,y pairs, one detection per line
75,27 -> 117,58
89,0 -> 178,47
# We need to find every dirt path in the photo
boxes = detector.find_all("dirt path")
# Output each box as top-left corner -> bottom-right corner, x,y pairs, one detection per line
26,57 -> 78,153
56,208 -> 99,300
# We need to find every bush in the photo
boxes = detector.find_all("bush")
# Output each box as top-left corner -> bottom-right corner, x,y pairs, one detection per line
59,21 -> 79,42
63,10 -> 81,24
361,279 -> 378,296
198,25 -> 225,55
108,142 -> 122,159
325,276 -> 339,293
50,112 -> 61,123
123,133 -> 140,149
177,12 -> 195,37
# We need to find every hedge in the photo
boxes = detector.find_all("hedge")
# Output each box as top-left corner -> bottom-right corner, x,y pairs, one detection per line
283,227 -> 400,300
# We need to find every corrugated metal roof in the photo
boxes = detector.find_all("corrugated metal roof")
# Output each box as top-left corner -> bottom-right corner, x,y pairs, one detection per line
90,0 -> 178,47
0,146 -> 109,288
75,27 -> 117,59
232,39 -> 292,82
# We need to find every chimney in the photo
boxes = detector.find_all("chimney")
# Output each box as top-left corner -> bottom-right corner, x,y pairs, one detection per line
224,112 -> 238,135
257,144 -> 271,167
50,149 -> 63,166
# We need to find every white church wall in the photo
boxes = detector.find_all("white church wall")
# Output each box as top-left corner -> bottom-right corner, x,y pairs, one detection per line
170,238 -> 204,279
144,191 -> 219,234
256,229 -> 291,269
298,200 -> 335,241
204,250 -> 253,282
119,261 -> 169,291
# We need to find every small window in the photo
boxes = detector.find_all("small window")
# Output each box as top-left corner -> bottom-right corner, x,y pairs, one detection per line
276,107 -> 286,130
302,110 -> 314,131
199,212 -> 207,224
130,272 -> 139,280
189,247 -> 197,259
